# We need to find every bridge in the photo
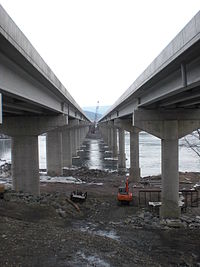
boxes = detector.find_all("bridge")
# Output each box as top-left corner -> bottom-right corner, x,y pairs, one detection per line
0,5 -> 200,219
0,5 -> 91,195
99,11 -> 200,218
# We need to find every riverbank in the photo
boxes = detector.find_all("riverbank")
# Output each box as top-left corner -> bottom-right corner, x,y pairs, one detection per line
0,168 -> 200,266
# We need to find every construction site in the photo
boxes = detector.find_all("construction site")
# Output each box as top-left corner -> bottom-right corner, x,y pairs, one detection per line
0,131 -> 200,267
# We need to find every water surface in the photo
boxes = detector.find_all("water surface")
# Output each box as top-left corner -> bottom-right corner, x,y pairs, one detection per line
0,132 -> 199,177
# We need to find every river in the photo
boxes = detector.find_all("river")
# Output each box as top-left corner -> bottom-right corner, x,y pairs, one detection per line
0,132 -> 199,177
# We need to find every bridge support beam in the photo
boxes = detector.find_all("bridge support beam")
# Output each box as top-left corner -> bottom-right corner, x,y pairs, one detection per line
118,128 -> 126,170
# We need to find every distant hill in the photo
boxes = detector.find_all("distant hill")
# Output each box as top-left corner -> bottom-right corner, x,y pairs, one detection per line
83,105 -> 110,116
84,110 -> 102,122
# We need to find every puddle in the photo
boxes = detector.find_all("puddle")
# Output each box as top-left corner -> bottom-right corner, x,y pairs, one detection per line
94,229 -> 119,240
74,252 -> 110,267
74,221 -> 119,241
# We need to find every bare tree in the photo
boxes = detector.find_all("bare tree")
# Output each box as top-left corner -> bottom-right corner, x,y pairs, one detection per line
183,129 -> 200,157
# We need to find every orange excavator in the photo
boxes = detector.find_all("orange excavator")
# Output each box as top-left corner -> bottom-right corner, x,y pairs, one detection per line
117,177 -> 133,205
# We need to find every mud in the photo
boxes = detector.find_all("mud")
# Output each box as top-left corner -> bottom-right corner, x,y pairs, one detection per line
0,169 -> 200,267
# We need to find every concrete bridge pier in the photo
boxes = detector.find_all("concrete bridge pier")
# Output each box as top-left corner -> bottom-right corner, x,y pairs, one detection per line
46,130 -> 62,176
0,115 -> 67,195
72,128 -> 78,157
62,127 -> 72,169
61,121 -> 89,169
114,119 -> 140,181
104,125 -> 110,146
82,125 -> 89,143
118,128 -> 126,170
79,127 -> 84,146
79,124 -> 89,148
12,135 -> 39,195
76,127 -> 80,150
70,128 -> 75,157
129,128 -> 140,182
160,122 -> 180,218
107,127 -> 112,150
112,127 -> 118,158
107,121 -> 118,157
134,109 -> 200,218
133,111 -> 181,218
85,126 -> 89,138
100,125 -> 108,145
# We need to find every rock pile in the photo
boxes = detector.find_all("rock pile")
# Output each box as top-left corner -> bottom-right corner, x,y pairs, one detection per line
63,166 -> 118,179
180,214 -> 200,229
2,189 -> 82,219
117,210 -> 200,230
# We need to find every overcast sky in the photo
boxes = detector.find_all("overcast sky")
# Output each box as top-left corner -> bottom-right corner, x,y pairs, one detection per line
0,1 -> 199,108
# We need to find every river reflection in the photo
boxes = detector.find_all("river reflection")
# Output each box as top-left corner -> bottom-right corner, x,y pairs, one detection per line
73,138 -> 117,170
88,139 -> 102,169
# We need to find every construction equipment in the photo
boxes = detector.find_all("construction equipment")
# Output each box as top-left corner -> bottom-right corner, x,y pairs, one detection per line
70,190 -> 87,202
117,177 -> 133,205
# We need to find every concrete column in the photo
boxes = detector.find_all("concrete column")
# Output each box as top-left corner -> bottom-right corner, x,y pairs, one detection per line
109,127 -> 113,150
72,128 -> 77,156
80,127 -> 83,146
118,128 -> 126,169
107,127 -> 111,148
71,128 -> 75,156
81,126 -> 88,145
77,127 -> 80,150
112,127 -> 118,157
46,130 -> 62,176
62,128 -> 72,168
103,127 -> 107,144
12,135 -> 39,195
160,121 -> 180,218
129,128 -> 140,182
105,128 -> 109,145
